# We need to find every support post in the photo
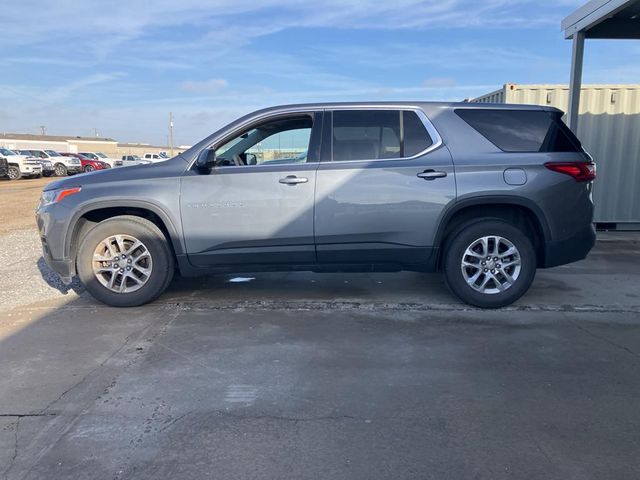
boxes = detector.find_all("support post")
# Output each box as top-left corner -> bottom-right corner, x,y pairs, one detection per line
567,31 -> 585,132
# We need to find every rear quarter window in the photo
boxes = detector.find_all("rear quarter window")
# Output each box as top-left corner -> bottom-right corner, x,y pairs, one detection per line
455,108 -> 583,153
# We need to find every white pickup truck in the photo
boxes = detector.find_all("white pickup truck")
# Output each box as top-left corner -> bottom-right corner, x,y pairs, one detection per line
29,150 -> 82,176
0,148 -> 42,179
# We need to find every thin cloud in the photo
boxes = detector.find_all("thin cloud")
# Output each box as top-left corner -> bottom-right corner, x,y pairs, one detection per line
180,78 -> 229,94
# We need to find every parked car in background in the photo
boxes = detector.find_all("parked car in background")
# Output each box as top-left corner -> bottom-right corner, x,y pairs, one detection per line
121,155 -> 152,166
36,102 -> 596,308
17,150 -> 55,177
0,155 -> 8,179
60,153 -> 110,173
143,152 -> 170,162
27,150 -> 82,176
80,152 -> 123,168
143,153 -> 162,161
0,147 -> 42,179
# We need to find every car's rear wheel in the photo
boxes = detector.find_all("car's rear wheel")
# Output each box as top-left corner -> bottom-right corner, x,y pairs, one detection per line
443,219 -> 536,308
84,165 -> 95,173
54,163 -> 67,176
77,215 -> 174,307
8,166 -> 20,180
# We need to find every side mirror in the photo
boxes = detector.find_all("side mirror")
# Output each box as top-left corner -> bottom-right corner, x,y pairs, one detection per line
196,148 -> 216,170
245,153 -> 257,165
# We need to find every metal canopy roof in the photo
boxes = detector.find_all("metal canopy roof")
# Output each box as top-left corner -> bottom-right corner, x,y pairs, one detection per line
562,0 -> 640,39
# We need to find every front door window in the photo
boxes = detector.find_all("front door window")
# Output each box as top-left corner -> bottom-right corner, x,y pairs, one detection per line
214,115 -> 313,167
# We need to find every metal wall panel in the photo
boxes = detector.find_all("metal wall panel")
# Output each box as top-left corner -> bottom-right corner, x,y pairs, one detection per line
471,84 -> 640,223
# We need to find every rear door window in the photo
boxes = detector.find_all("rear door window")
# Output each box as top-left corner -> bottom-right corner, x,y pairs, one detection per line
455,109 -> 583,153
331,110 -> 434,161
403,111 -> 433,156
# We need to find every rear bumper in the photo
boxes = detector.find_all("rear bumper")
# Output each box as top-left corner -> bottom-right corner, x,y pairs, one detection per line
542,223 -> 596,268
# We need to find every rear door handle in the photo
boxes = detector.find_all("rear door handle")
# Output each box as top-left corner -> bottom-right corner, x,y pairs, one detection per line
279,175 -> 308,185
417,170 -> 447,181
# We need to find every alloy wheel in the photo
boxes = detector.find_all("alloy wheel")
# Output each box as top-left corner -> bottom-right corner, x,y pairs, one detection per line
92,234 -> 153,293
461,235 -> 521,294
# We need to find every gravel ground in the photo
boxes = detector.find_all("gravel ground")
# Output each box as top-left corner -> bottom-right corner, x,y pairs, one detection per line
0,228 -> 84,310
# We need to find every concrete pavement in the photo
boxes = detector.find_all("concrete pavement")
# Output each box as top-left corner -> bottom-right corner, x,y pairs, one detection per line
0,232 -> 639,479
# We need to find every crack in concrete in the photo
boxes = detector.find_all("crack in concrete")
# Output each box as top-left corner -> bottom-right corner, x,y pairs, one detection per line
0,414 -> 56,418
10,300 -> 640,315
36,321 -> 153,416
571,321 -> 640,359
17,307 -> 183,480
2,417 -> 19,480
164,300 -> 640,315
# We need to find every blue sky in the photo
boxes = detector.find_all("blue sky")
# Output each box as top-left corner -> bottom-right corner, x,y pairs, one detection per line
1,0 -> 638,146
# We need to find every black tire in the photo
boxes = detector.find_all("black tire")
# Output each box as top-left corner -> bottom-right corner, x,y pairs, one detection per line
84,165 -> 95,173
77,215 -> 174,307
54,163 -> 67,176
443,219 -> 536,308
8,166 -> 21,180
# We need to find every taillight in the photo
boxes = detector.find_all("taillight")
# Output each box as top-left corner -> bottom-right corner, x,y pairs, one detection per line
544,161 -> 596,182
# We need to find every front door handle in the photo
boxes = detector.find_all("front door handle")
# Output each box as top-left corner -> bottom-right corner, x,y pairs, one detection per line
417,170 -> 447,181
279,175 -> 308,185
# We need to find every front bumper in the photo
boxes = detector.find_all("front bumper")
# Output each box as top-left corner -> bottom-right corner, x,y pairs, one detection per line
67,165 -> 82,174
542,223 -> 596,268
36,202 -> 75,281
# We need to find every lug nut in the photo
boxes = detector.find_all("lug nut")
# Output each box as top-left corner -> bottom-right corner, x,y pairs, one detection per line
122,254 -> 126,258
120,268 -> 124,273
481,261 -> 486,266
491,269 -> 495,274
483,268 -> 488,272
127,259 -> 132,264
496,264 -> 501,268
126,266 -> 131,271
494,257 -> 498,261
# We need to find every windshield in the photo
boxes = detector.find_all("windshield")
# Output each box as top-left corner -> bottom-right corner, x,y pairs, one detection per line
32,151 -> 47,158
80,152 -> 98,160
0,148 -> 16,156
45,150 -> 59,156
95,152 -> 108,158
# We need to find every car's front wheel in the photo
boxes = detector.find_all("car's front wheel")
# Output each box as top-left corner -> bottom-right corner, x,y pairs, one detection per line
84,165 -> 95,173
54,163 -> 67,176
443,219 -> 536,308
8,166 -> 21,180
77,215 -> 174,307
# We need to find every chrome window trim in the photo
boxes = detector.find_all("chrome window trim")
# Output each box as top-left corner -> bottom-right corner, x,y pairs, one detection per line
187,104 -> 444,171
327,107 -> 443,165
187,109 -> 321,171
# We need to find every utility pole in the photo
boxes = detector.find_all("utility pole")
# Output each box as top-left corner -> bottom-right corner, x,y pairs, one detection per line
93,128 -> 99,137
168,112 -> 174,157
39,125 -> 46,136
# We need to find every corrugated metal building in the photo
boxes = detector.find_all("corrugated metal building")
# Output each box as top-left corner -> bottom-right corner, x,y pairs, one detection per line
470,84 -> 640,227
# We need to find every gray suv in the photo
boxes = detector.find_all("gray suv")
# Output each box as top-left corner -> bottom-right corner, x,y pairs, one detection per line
36,102 -> 596,308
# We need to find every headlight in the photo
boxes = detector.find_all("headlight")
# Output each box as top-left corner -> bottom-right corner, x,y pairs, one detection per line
40,187 -> 81,207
